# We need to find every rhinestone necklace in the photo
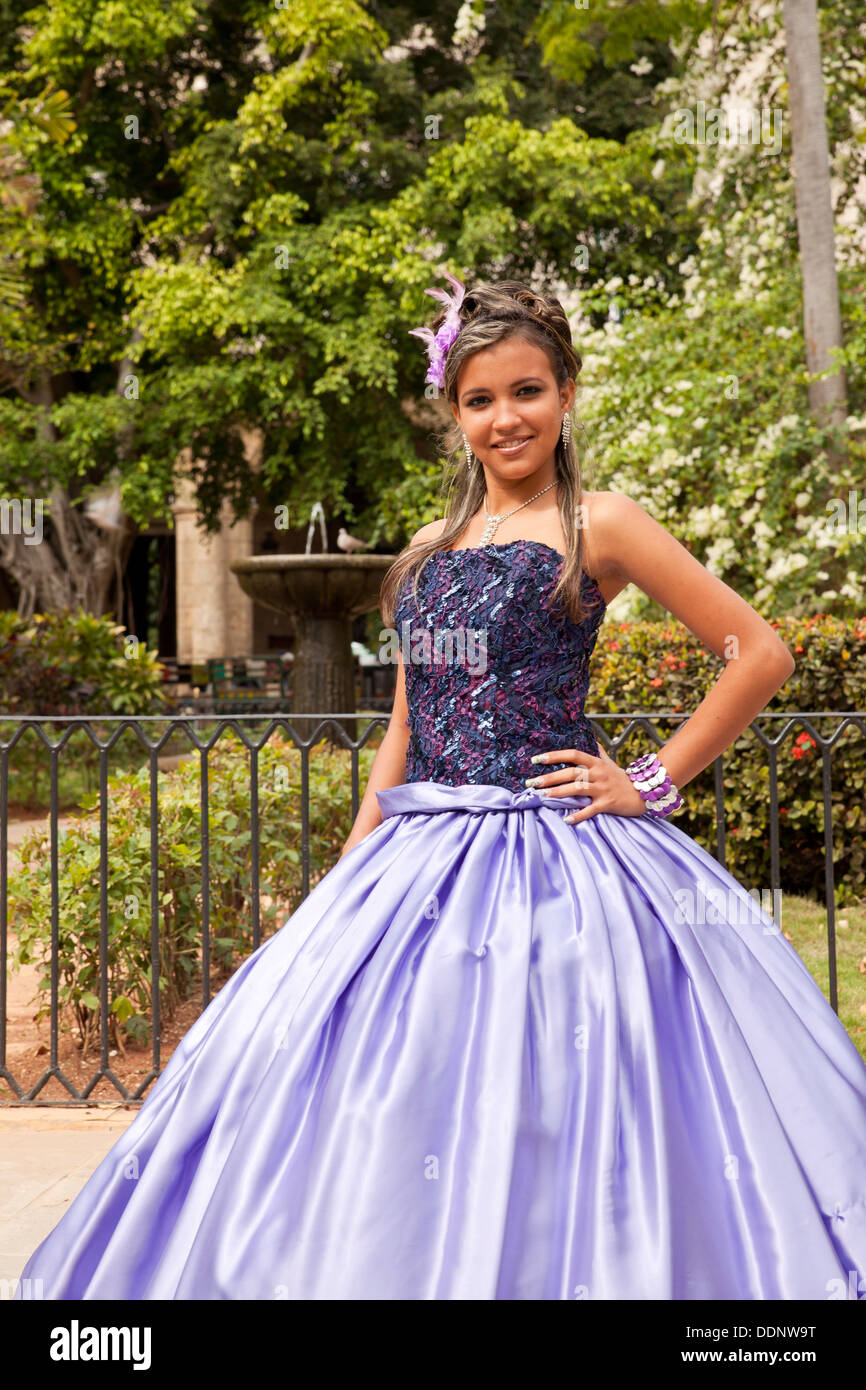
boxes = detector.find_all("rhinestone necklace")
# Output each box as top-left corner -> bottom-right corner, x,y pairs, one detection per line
479,481 -> 557,546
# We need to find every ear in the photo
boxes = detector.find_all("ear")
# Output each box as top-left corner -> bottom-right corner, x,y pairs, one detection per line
560,378 -> 576,413
450,400 -> 461,426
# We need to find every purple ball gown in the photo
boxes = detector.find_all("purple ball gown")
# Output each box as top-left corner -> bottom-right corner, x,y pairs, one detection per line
15,541 -> 866,1299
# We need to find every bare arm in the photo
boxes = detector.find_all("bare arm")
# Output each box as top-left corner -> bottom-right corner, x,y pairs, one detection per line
585,490 -> 795,789
339,655 -> 411,857
535,491 -> 796,823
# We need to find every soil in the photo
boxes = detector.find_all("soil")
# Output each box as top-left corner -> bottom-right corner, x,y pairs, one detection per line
1,805 -> 307,1107
4,804 -> 67,823
0,967 -> 237,1105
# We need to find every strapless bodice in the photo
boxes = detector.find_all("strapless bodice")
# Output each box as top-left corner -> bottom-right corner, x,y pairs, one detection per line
393,540 -> 606,791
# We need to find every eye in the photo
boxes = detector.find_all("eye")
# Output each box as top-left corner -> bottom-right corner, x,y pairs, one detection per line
464,385 -> 542,407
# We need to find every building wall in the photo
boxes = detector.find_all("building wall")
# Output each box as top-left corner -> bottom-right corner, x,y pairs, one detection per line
170,430 -> 380,661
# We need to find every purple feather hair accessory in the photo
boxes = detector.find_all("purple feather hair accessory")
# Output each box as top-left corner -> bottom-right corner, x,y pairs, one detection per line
408,271 -> 467,389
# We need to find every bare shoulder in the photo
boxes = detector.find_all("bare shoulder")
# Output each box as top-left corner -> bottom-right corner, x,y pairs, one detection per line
408,518 -> 448,548
580,489 -> 641,528
579,489 -> 645,579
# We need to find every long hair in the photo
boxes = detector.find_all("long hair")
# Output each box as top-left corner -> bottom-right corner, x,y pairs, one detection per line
380,279 -> 596,626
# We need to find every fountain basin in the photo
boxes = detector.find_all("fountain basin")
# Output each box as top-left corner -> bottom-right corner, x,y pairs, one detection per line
230,554 -> 395,716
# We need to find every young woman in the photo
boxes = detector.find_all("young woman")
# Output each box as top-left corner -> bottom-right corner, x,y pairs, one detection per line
17,278 -> 866,1300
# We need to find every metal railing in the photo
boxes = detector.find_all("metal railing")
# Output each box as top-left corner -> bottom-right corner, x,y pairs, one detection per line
0,709 -> 862,1105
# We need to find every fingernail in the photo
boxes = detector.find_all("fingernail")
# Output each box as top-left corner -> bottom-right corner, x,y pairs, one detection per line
524,777 -> 541,787
530,754 -> 547,764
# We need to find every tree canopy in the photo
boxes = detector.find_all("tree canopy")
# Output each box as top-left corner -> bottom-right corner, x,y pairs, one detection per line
0,0 -> 862,620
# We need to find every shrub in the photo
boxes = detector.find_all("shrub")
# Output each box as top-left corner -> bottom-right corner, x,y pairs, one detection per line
8,611 -> 864,1056
0,608 -> 166,715
588,612 -> 866,903
8,732 -> 379,1053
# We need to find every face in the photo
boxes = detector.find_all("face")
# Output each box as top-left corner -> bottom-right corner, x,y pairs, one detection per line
451,335 -> 575,484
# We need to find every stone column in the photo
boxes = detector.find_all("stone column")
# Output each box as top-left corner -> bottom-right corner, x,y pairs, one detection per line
171,469 -> 254,663
223,501 -> 254,657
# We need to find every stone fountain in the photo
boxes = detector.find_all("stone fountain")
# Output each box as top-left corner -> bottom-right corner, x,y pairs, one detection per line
230,504 -> 395,716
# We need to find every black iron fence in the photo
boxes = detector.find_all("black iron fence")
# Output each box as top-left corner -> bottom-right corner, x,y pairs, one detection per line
1,710 -> 863,1106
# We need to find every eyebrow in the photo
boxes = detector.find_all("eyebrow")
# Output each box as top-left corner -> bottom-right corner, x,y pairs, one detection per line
460,376 -> 546,401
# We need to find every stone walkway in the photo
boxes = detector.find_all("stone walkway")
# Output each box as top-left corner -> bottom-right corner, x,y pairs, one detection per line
0,1104 -> 137,1289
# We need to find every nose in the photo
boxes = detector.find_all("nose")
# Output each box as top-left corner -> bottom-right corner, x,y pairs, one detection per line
490,399 -> 524,434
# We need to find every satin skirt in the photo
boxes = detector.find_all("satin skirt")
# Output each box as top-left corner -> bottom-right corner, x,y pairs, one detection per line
15,782 -> 866,1300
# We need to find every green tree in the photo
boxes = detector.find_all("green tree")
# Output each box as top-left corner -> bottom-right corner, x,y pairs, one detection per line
0,0 -> 695,614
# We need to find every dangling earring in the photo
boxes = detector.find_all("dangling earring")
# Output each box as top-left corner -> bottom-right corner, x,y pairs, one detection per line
462,432 -> 475,470
561,412 -> 572,446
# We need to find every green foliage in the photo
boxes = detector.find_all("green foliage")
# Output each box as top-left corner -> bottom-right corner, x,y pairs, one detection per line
0,77 -> 75,305
1,0 -> 863,626
8,731 -> 379,1053
589,613 -> 866,904
380,0 -> 866,618
571,263 -> 866,620
0,607 -> 165,714
7,612 -> 864,1057
533,0 -> 712,83
0,0 -> 697,567
567,0 -> 866,620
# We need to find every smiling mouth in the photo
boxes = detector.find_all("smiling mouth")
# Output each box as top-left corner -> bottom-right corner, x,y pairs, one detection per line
492,437 -> 533,452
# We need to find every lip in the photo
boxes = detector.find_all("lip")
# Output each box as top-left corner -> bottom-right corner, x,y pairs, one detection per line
491,437 -> 533,456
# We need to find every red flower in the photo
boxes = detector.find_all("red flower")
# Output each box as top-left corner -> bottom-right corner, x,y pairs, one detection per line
649,677 -> 663,687
794,645 -> 804,653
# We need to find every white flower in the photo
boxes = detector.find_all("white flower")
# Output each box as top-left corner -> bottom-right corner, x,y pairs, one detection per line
691,503 -> 726,537
453,1 -> 486,46
705,537 -> 738,571
765,551 -> 809,582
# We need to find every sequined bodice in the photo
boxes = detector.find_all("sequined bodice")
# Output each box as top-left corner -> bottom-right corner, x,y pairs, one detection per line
394,540 -> 606,791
